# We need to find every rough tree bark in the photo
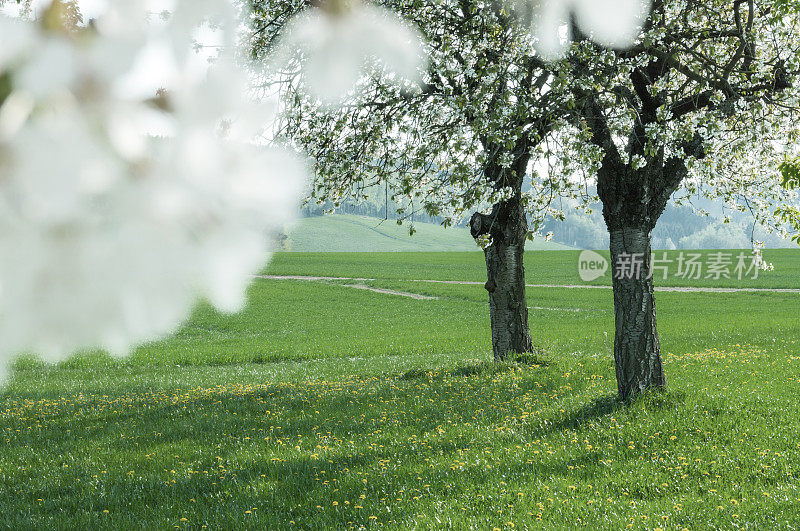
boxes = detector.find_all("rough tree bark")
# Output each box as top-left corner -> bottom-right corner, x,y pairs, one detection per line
608,226 -> 666,398
598,144 -> 701,398
599,162 -> 671,399
470,195 -> 533,361
572,81 -> 698,398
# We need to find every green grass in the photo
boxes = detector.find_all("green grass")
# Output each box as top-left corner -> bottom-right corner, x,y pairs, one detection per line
266,248 -> 800,289
1,251 -> 799,529
285,214 -> 573,252
127,280 -> 490,366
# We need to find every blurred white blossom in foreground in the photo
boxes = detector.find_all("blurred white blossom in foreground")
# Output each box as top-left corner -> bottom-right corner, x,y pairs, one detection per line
269,0 -> 649,108
271,0 -> 426,106
531,0 -> 651,60
0,0 -> 307,376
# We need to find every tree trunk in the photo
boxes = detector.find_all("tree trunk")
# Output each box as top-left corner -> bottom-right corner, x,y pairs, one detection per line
609,227 -> 666,398
471,199 -> 533,361
484,240 -> 532,361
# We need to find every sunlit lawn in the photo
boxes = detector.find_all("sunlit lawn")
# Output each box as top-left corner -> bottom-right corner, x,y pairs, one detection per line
1,251 -> 799,529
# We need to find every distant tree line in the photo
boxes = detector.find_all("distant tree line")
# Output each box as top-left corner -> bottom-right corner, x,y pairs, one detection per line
300,182 -> 452,226
301,187 -> 792,250
540,203 -> 792,250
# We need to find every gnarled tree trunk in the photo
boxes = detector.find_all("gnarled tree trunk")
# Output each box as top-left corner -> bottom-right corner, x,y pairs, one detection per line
576,71 -> 708,400
471,196 -> 533,361
609,227 -> 666,398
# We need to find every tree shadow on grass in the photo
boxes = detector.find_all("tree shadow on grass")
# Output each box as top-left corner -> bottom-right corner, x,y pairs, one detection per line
512,350 -> 550,367
401,353 -> 550,382
547,389 -> 689,433
1,367 -> 697,528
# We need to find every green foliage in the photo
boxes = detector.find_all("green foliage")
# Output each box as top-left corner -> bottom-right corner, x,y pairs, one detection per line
779,158 -> 800,190
774,0 -> 800,16
775,205 -> 800,244
2,252 -> 800,528
776,159 -> 800,243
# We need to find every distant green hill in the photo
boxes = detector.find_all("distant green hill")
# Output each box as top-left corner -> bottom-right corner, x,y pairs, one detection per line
283,214 -> 573,252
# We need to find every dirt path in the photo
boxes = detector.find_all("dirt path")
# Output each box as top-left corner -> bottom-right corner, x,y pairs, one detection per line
258,275 -> 799,294
523,284 -> 800,293
258,275 -> 376,282
256,275 -> 437,300
346,284 -> 438,300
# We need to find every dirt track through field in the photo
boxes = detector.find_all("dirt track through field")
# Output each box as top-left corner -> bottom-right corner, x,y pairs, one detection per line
257,275 -> 800,294
256,275 -> 437,300
345,284 -> 438,300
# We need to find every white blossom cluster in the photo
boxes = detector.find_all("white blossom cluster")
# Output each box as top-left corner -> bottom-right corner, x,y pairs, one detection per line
269,0 -> 655,242
0,1 -> 307,377
751,241 -> 775,272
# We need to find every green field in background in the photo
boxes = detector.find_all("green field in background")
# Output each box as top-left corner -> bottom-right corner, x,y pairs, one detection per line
267,248 -> 800,288
285,214 -> 573,252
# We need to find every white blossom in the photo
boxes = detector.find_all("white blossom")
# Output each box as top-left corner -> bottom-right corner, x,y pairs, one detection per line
271,0 -> 426,106
0,1 -> 308,373
751,241 -> 775,272
531,0 -> 651,60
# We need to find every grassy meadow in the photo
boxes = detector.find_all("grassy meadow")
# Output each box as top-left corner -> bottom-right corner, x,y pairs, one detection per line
1,250 -> 799,529
265,248 -> 800,289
